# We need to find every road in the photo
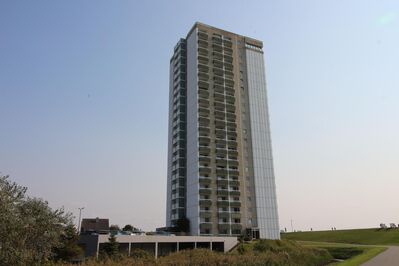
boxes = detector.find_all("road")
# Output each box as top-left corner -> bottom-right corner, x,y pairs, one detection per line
362,246 -> 399,266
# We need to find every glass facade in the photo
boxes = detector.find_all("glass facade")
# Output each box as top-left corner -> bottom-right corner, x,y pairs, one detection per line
245,47 -> 280,239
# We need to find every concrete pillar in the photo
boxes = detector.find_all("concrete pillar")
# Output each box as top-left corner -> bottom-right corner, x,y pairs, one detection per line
96,241 -> 100,259
194,242 -> 197,249
128,242 -> 131,256
177,242 -> 179,252
210,241 -> 213,251
155,242 -> 158,259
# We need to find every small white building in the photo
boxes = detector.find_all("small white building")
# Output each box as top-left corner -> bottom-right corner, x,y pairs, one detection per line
79,234 -> 238,258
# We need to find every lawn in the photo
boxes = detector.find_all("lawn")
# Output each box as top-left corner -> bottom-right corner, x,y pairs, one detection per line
299,241 -> 387,266
282,228 -> 399,246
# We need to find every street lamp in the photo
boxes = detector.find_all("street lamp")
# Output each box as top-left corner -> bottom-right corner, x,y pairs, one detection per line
78,207 -> 85,233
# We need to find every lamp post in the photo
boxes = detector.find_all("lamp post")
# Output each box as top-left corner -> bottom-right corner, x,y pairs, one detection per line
78,207 -> 85,233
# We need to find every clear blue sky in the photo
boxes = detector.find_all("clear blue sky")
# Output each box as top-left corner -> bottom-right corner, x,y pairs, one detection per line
1,0 -> 398,231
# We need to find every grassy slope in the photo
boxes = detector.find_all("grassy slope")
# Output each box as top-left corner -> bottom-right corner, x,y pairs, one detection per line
335,247 -> 387,266
282,228 -> 399,246
299,242 -> 387,266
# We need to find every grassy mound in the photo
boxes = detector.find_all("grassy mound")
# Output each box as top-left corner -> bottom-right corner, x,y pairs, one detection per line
282,228 -> 399,245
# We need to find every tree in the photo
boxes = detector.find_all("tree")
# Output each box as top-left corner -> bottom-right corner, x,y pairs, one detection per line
123,224 -> 139,232
101,235 -> 119,258
0,175 -> 74,265
53,224 -> 83,262
123,224 -> 133,232
109,224 -> 120,232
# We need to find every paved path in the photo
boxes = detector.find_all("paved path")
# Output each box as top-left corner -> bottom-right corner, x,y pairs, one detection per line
362,246 -> 399,266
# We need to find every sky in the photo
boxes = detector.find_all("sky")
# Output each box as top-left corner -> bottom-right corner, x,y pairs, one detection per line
1,0 -> 398,232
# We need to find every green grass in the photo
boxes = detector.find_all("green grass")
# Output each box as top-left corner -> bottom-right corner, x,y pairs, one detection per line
334,246 -> 386,266
282,228 -> 399,246
298,241 -> 387,266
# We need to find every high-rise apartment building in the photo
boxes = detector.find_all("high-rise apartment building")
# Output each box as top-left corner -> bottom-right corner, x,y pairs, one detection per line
166,23 -> 280,239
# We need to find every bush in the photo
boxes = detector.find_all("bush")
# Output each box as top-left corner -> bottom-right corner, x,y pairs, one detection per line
0,175 -> 75,265
52,240 -> 333,266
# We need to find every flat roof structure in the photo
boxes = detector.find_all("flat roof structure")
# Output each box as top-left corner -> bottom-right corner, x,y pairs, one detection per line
79,235 -> 238,258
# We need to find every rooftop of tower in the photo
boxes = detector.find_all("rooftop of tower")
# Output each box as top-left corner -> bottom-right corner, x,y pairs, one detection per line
186,22 -> 263,48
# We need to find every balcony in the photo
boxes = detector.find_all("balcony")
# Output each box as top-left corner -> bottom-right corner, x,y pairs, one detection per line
224,70 -> 234,77
224,55 -> 233,63
199,136 -> 210,146
217,200 -> 229,207
229,180 -> 240,187
218,224 -> 230,231
228,168 -> 239,175
224,62 -> 233,71
215,128 -> 226,135
226,129 -> 236,136
226,129 -> 237,136
198,72 -> 209,81
214,120 -> 226,129
200,223 -> 212,230
199,188 -> 212,195
230,201 -> 241,207
215,139 -> 226,145
217,189 -> 229,196
225,79 -> 234,87
198,80 -> 209,89
227,141 -> 237,149
198,40 -> 208,48
226,104 -> 235,112
224,46 -> 233,53
226,111 -> 236,120
217,179 -> 228,186
213,76 -> 224,85
223,39 -> 232,47
225,95 -> 235,104
212,36 -> 222,44
199,146 -> 211,154
199,211 -> 212,218
198,89 -> 209,99
198,98 -> 210,108
212,59 -> 224,68
199,126 -> 210,136
199,199 -> 212,207
199,176 -> 212,185
214,100 -> 225,108
198,107 -> 210,116
226,121 -> 236,129
231,224 -> 242,231
228,160 -> 238,167
198,117 -> 210,127
198,47 -> 208,56
218,212 -> 230,219
214,110 -> 225,118
213,92 -> 224,101
198,32 -> 208,40
225,86 -> 234,95
216,168 -> 227,176
229,190 -> 240,196
198,63 -> 209,73
212,51 -> 223,60
198,55 -> 209,64
214,84 -> 224,94
231,212 -> 241,219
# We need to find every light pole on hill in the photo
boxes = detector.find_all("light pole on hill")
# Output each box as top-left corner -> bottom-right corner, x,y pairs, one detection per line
78,207 -> 85,233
